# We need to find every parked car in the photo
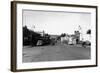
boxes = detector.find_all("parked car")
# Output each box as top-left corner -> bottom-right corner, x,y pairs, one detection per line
82,40 -> 91,48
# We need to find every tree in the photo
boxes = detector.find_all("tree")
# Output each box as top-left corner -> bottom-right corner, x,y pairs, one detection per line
87,29 -> 91,34
61,33 -> 66,37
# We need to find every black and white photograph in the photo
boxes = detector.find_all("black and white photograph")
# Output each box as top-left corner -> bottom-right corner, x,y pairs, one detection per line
22,10 -> 91,63
11,1 -> 97,71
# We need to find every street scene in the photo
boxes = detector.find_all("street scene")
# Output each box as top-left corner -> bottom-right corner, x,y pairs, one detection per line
22,10 -> 91,63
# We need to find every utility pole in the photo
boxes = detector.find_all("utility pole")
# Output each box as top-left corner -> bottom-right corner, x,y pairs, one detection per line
32,25 -> 35,31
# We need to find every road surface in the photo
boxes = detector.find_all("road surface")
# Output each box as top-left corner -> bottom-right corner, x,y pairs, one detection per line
23,44 -> 90,63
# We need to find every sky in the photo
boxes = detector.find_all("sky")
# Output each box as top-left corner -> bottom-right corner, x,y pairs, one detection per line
23,10 -> 91,39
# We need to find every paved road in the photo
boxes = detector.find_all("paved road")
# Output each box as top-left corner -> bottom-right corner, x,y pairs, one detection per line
23,44 -> 90,63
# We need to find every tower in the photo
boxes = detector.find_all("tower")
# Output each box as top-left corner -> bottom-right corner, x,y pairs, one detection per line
74,31 -> 80,44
